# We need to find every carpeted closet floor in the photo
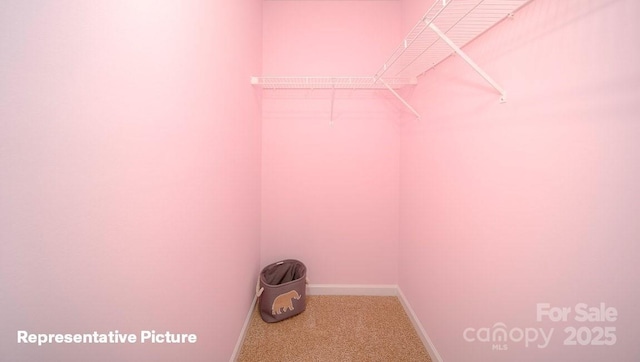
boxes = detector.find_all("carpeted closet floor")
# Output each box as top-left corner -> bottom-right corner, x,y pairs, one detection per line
237,295 -> 432,362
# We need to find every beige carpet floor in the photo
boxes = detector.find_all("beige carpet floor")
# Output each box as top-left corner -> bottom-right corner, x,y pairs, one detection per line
237,295 -> 432,362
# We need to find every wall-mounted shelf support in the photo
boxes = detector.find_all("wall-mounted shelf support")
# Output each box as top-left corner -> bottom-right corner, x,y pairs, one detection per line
379,78 -> 421,119
427,23 -> 507,103
252,1 -> 534,116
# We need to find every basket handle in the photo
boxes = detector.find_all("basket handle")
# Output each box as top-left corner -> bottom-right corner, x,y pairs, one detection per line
255,272 -> 309,297
256,278 -> 264,297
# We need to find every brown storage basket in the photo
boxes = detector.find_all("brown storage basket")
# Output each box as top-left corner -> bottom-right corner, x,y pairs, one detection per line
256,259 -> 307,323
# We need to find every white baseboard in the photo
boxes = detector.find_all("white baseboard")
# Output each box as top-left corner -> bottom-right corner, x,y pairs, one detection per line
229,294 -> 257,362
306,283 -> 398,296
396,287 -> 443,362
230,284 -> 442,362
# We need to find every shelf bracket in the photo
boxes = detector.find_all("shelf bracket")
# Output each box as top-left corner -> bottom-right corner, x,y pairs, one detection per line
379,78 -> 421,119
428,23 -> 507,103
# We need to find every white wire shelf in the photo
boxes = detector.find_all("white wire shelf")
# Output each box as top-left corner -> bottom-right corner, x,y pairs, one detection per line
251,0 -> 536,117
375,0 -> 532,79
250,76 -> 417,90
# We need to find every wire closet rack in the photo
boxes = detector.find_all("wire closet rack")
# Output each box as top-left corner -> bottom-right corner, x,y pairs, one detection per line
251,0 -> 534,119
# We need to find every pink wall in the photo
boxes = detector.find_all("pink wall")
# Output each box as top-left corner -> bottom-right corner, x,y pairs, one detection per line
0,1 -> 262,361
4,1 -> 638,360
399,0 -> 640,361
261,0 -> 402,284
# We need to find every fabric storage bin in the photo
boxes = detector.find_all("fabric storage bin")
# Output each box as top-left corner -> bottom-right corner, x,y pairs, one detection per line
256,259 -> 307,323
